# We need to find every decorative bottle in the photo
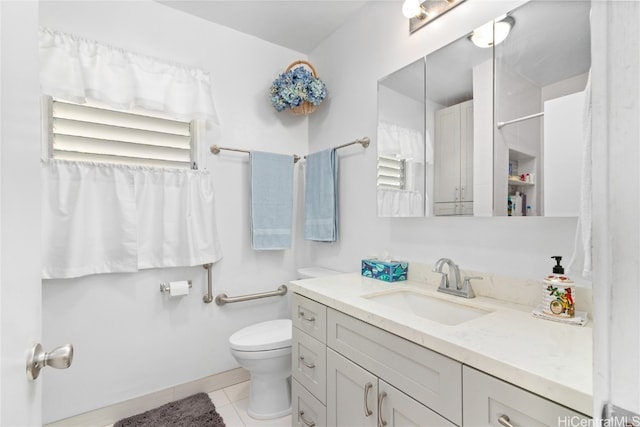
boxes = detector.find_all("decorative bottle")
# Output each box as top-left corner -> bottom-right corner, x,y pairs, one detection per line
542,256 -> 575,318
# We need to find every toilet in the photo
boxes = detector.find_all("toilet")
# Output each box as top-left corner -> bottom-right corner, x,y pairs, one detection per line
229,319 -> 292,419
228,267 -> 341,420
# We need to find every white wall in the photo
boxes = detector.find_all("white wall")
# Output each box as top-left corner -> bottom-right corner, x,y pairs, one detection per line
305,1 -> 583,283
39,1 -> 308,422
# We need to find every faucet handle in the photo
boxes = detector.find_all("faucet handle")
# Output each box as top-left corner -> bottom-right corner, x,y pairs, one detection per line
461,276 -> 482,298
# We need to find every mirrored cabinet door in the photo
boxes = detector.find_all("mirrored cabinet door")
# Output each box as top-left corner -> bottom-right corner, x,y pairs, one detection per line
377,59 -> 426,217
494,0 -> 591,217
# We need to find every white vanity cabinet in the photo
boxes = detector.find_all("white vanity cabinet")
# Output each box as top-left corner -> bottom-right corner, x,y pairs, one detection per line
292,294 -> 328,427
291,292 -> 589,427
327,348 -> 456,427
327,308 -> 461,426
434,99 -> 474,216
462,366 -> 589,426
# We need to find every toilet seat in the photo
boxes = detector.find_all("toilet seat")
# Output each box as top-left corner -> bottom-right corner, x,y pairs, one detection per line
229,319 -> 292,352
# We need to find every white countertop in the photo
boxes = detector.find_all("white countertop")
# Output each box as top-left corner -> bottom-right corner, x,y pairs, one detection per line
289,273 -> 593,417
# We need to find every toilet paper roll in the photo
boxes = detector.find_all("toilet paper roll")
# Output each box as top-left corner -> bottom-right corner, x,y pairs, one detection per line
169,280 -> 190,297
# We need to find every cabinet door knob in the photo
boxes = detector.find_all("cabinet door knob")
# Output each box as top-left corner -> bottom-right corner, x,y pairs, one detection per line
298,311 -> 316,322
498,414 -> 516,427
299,355 -> 316,369
299,410 -> 316,427
363,382 -> 373,417
377,391 -> 388,427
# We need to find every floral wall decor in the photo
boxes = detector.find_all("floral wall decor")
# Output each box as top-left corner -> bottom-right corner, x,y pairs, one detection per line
270,60 -> 327,115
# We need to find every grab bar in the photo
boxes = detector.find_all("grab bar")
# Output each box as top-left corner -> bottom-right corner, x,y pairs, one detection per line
203,263 -> 214,304
215,285 -> 288,306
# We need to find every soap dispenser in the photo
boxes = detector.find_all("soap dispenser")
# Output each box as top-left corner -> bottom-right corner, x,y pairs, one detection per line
542,256 -> 575,317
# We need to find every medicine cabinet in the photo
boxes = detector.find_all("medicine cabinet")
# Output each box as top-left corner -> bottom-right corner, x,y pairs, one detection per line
376,0 -> 591,217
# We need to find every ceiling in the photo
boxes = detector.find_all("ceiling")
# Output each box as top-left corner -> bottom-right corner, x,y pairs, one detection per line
157,0 -> 370,54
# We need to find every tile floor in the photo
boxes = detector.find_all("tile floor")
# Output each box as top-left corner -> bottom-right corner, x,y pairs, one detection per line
208,381 -> 292,427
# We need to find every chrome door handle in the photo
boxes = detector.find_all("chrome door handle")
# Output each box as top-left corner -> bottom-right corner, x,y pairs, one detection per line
498,414 -> 516,427
299,410 -> 316,427
298,311 -> 316,322
364,382 -> 373,417
377,391 -> 388,427
299,355 -> 315,369
26,343 -> 74,380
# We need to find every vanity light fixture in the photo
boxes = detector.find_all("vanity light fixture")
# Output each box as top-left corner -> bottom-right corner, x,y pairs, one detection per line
469,15 -> 515,48
402,0 -> 467,34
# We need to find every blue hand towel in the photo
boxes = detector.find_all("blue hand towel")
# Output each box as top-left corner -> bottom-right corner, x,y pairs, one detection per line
304,148 -> 338,242
250,151 -> 294,250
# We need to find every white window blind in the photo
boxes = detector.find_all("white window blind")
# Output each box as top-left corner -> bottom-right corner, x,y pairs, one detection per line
48,98 -> 194,169
377,155 -> 406,189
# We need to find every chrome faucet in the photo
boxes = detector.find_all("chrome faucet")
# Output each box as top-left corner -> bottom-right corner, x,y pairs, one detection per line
432,258 -> 481,298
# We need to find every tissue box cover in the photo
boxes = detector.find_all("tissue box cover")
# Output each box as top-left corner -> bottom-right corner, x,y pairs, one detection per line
361,259 -> 408,282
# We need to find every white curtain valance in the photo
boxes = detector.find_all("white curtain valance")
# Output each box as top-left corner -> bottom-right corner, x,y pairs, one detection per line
377,121 -> 427,164
38,27 -> 218,123
42,160 -> 223,279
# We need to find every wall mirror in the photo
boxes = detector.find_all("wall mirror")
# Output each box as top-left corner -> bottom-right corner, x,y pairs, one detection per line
376,0 -> 591,218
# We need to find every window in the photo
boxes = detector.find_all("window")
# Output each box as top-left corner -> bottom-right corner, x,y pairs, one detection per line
377,155 -> 406,189
45,97 -> 197,169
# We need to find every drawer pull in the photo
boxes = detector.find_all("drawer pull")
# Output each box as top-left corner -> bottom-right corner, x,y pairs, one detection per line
299,355 -> 316,369
377,391 -> 388,427
364,382 -> 373,417
498,414 -> 516,427
298,311 -> 316,322
299,410 -> 316,427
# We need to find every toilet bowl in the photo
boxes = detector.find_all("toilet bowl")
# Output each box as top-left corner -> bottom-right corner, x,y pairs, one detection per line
229,319 -> 292,420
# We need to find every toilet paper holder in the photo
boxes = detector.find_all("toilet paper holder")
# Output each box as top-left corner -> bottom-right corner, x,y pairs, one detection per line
159,280 -> 193,293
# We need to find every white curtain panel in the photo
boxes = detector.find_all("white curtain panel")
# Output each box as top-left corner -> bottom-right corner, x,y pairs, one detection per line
377,188 -> 424,217
135,167 -> 222,269
42,160 -> 223,279
38,27 -> 218,123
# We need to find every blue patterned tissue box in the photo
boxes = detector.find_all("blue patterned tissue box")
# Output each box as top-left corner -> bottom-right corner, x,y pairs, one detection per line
361,259 -> 408,282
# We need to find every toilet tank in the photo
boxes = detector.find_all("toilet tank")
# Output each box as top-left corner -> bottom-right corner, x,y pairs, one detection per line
297,267 -> 342,279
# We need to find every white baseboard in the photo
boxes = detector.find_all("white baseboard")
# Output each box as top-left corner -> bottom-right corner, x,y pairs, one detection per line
45,368 -> 250,427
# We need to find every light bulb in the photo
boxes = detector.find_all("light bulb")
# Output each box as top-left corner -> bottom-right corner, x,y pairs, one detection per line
469,15 -> 514,48
402,0 -> 423,19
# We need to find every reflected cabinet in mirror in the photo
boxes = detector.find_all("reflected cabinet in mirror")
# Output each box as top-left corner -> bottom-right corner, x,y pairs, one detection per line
376,0 -> 591,218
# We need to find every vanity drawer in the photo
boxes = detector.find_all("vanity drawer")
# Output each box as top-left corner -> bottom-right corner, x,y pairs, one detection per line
292,293 -> 327,343
293,378 -> 327,427
327,308 -> 462,425
293,327 -> 327,404
462,366 -> 589,426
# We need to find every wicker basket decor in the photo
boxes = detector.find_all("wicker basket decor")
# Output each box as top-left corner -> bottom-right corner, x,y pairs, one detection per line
270,60 -> 327,116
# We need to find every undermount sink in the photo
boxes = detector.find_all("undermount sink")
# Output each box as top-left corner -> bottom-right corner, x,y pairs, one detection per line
363,288 -> 492,326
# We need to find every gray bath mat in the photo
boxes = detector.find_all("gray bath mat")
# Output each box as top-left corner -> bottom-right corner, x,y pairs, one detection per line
114,392 -> 225,427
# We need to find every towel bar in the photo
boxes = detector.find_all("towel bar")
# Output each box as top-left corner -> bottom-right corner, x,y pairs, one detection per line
215,285 -> 288,306
210,145 -> 301,163
302,136 -> 370,159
